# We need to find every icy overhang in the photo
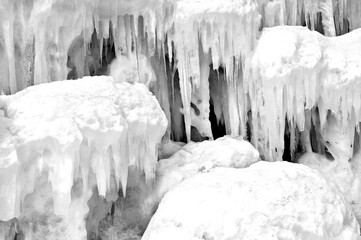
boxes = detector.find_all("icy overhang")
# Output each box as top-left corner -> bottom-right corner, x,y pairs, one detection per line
249,26 -> 361,160
0,76 -> 167,220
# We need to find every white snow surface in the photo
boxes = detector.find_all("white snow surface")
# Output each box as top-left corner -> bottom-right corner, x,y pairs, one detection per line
141,136 -> 260,217
0,76 -> 167,224
143,161 -> 360,240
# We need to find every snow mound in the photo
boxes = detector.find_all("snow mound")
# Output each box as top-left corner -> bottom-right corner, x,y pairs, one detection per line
143,161 -> 360,240
0,76 -> 167,238
142,136 -> 260,220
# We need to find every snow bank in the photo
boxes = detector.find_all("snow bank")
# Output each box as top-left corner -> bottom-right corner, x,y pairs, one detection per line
0,76 -> 167,238
142,136 -> 260,221
249,26 -> 361,160
143,161 -> 360,240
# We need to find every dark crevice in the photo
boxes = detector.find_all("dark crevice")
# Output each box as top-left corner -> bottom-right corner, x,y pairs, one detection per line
246,110 -> 252,143
315,12 -> 325,35
191,102 -> 200,116
165,50 -> 187,143
209,97 -> 226,140
282,116 -> 292,162
67,21 -> 117,80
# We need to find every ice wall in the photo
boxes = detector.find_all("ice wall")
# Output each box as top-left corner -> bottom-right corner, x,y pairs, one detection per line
1,0 -> 360,144
0,76 -> 167,238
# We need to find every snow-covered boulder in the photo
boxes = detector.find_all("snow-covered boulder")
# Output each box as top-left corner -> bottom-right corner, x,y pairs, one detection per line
143,161 -> 360,240
141,136 -> 260,222
0,76 -> 167,239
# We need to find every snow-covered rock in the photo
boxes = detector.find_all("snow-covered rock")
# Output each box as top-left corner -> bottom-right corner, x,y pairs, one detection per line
0,76 -> 167,239
143,161 -> 360,240
142,136 -> 260,222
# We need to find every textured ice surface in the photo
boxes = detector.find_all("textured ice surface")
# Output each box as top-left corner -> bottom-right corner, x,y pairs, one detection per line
143,161 -> 360,240
0,76 -> 167,239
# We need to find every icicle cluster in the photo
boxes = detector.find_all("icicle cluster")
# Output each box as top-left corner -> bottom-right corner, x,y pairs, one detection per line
249,26 -> 361,160
0,76 -> 167,225
1,0 -> 360,144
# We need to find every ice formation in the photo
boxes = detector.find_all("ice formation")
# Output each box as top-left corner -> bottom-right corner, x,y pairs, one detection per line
1,0 -> 361,238
0,76 -> 167,238
1,0 -> 360,143
143,161 -> 360,240
249,26 -> 361,160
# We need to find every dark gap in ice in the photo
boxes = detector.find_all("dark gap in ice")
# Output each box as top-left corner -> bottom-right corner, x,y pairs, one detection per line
209,97 -> 226,140
66,22 -> 117,80
282,116 -> 292,162
191,102 -> 200,116
315,12 -> 325,35
353,126 -> 360,157
246,110 -> 252,143
165,53 -> 187,143
300,7 -> 307,27
191,126 -> 209,142
293,125 -> 304,160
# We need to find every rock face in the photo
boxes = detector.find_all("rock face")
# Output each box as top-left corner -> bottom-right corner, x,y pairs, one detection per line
143,161 -> 360,240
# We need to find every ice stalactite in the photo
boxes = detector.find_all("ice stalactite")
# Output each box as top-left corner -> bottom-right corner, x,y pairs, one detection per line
249,26 -> 361,161
1,0 -> 360,145
262,0 -> 338,36
169,0 -> 260,141
0,76 -> 167,239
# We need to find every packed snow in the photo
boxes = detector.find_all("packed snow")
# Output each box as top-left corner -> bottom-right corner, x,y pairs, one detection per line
0,76 -> 167,239
143,161 -> 360,240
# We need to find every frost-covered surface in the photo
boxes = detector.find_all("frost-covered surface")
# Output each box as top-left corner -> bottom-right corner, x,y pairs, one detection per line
143,161 -> 360,240
249,26 -> 361,160
142,136 -> 260,221
0,76 -> 167,239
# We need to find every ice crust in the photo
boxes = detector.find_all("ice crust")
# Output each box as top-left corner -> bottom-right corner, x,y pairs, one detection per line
0,76 -> 167,233
143,161 -> 360,240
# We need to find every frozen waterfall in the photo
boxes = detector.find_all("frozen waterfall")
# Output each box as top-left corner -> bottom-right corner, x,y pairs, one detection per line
1,0 -> 361,239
